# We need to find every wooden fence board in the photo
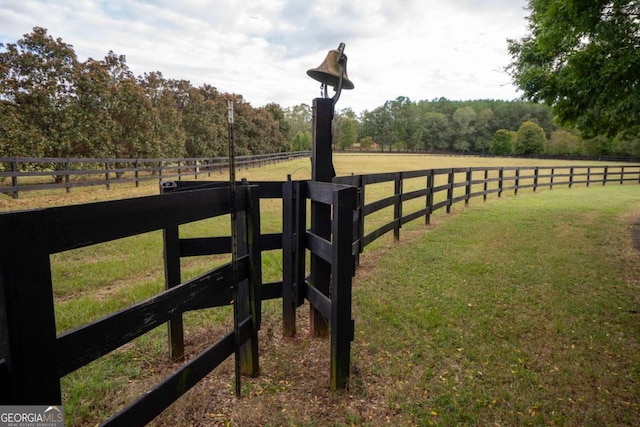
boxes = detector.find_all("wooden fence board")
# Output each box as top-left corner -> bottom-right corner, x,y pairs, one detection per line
56,258 -> 247,377
41,188 -> 241,253
101,318 -> 253,427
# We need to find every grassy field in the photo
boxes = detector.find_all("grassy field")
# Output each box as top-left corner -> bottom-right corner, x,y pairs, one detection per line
1,153 -> 639,426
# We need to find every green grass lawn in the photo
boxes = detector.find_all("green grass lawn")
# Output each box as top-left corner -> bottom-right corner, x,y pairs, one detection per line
349,185 -> 640,426
1,154 -> 638,425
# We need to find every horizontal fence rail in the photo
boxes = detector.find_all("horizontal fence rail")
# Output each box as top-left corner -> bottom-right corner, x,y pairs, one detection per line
0,152 -> 311,198
334,165 -> 640,252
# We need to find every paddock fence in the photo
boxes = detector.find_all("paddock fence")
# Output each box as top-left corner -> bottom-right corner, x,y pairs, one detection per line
334,164 -> 640,252
0,162 -> 638,425
0,151 -> 311,198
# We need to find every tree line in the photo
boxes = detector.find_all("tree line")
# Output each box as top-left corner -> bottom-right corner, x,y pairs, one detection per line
2,27 -> 638,163
287,97 -> 639,157
0,27 -> 290,161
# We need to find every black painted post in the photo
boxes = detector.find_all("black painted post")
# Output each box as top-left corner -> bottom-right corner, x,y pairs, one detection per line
465,168 -> 472,205
0,210 -> 61,403
426,170 -> 434,224
105,160 -> 110,190
330,186 -> 356,390
65,159 -> 71,193
515,168 -> 520,195
569,166 -> 575,188
238,185 -> 261,377
282,178 -> 296,337
483,169 -> 489,202
446,169 -> 454,214
10,159 -> 18,199
498,167 -> 504,197
393,173 -> 402,241
310,97 -> 334,337
163,224 -> 184,361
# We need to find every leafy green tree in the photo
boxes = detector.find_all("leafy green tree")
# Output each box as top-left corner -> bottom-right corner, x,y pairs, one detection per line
545,129 -> 582,155
452,106 -> 476,152
508,0 -> 640,137
284,103 -> 311,141
75,58 -> 115,157
514,121 -> 546,155
101,52 -> 155,159
291,131 -> 311,151
0,27 -> 80,160
489,129 -> 515,155
139,72 -> 186,158
474,107 -> 495,153
361,103 -> 394,151
358,136 -> 374,150
420,112 -> 450,151
337,117 -> 358,150
263,103 -> 290,152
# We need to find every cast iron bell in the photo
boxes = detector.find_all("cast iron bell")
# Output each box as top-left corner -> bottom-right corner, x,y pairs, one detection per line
307,48 -> 354,90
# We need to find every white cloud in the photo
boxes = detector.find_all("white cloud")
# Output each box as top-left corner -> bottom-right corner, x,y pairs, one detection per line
0,0 -> 530,113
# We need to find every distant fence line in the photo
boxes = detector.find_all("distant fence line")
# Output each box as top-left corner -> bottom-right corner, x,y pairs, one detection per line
0,152 -> 311,198
339,148 -> 640,163
334,164 -> 640,251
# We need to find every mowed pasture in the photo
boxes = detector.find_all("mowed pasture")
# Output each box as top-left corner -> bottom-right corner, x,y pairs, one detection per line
1,153 -> 639,426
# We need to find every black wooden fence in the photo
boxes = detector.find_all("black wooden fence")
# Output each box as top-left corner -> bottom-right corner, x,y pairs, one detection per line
0,152 -> 311,199
334,164 -> 640,251
0,178 -> 357,425
1,163 -> 639,425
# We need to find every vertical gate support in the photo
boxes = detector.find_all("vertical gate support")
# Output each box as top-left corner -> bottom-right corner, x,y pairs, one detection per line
330,185 -> 357,390
310,97 -> 334,337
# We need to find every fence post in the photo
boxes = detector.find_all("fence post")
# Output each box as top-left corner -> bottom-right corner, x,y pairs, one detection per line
603,166 -> 608,186
358,175 -> 366,251
465,168 -> 472,205
237,184 -> 262,377
498,167 -> 504,198
483,169 -> 489,202
569,166 -> 575,188
586,167 -> 591,187
105,160 -> 110,190
620,167 -> 625,185
533,167 -> 539,192
282,175 -> 299,337
514,168 -> 520,195
65,159 -> 71,193
446,169 -> 454,213
135,160 -> 140,187
394,173 -> 402,241
309,97 -> 334,338
330,186 -> 356,390
426,170 -> 434,224
163,224 -> 184,361
10,159 -> 18,199
550,168 -> 555,190
158,161 -> 163,180
0,210 -> 61,404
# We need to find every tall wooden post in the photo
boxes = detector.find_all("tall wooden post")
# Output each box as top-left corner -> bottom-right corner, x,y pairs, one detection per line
163,224 -> 184,361
309,97 -> 334,337
0,210 -> 61,404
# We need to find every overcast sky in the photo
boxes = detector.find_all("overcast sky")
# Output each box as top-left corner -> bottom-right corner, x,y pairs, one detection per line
0,0 -> 531,113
